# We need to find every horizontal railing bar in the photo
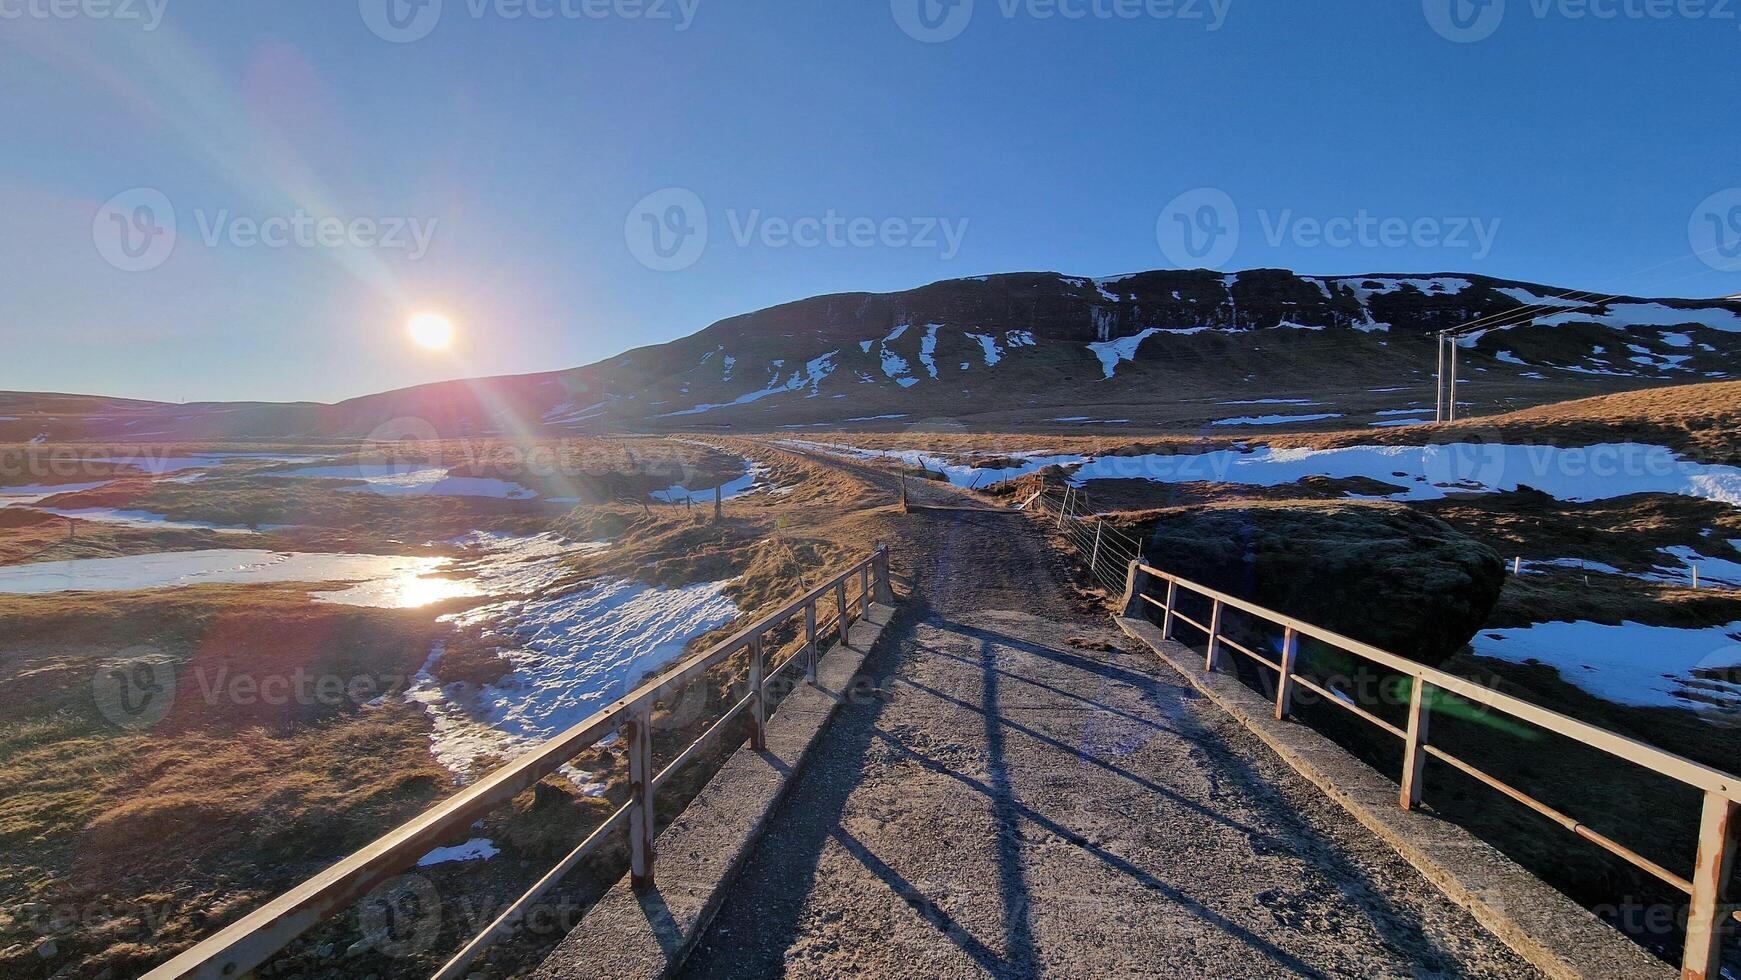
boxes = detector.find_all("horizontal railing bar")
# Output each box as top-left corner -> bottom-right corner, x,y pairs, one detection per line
147,549 -> 888,980
430,801 -> 632,980
1137,565 -> 1741,803
1422,744 -> 1694,894
1215,634 -> 1282,674
652,693 -> 754,792
1166,609 -> 1211,636
1291,675 -> 1407,739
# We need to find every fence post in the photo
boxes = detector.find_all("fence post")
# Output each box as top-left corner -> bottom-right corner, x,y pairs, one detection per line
1161,579 -> 1178,640
1057,486 -> 1071,530
859,564 -> 871,617
1400,678 -> 1432,810
748,635 -> 768,751
1683,791 -> 1738,979
714,483 -> 722,523
1089,522 -> 1104,577
1275,627 -> 1299,721
627,707 -> 656,893
836,580 -> 851,649
873,544 -> 896,604
1204,599 -> 1224,672
805,600 -> 819,684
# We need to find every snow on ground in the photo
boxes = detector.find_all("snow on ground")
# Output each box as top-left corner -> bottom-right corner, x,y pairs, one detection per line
265,465 -> 537,500
847,414 -> 909,422
1212,413 -> 1344,427
1068,443 -> 1741,505
1087,328 -> 1162,379
417,839 -> 499,866
781,440 -> 1087,487
1223,398 -> 1324,406
1471,620 -> 1741,713
406,575 -> 740,782
1648,546 -> 1741,588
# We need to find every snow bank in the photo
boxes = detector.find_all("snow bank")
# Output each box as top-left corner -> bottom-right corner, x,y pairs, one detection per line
407,577 -> 740,781
1069,443 -> 1741,506
1472,620 -> 1741,713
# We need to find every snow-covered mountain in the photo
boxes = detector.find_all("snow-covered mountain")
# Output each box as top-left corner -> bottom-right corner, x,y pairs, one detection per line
6,269 -> 1739,440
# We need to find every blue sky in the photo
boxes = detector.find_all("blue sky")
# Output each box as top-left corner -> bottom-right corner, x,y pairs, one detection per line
3,0 -> 1738,403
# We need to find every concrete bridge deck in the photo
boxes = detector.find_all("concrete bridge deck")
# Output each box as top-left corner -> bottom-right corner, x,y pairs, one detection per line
673,500 -> 1539,978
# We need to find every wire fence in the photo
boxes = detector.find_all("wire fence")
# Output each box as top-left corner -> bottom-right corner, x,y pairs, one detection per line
1027,483 -> 1143,595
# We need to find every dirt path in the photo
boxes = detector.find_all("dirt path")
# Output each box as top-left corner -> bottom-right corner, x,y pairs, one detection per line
678,450 -> 1539,978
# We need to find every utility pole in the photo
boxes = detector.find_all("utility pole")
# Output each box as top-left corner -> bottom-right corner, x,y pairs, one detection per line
1448,335 -> 1459,422
1435,332 -> 1447,424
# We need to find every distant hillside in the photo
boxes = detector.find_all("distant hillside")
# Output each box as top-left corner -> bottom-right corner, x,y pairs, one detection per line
4,269 -> 1739,442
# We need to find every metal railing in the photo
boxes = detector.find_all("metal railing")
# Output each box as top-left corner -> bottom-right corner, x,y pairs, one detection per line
1121,561 -> 1740,980
144,545 -> 896,980
1029,483 -> 1142,595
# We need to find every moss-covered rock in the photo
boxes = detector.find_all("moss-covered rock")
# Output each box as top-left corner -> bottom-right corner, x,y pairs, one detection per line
1138,500 -> 1505,666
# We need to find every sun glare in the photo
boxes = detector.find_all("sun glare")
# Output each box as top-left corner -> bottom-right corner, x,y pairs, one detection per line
408,312 -> 456,351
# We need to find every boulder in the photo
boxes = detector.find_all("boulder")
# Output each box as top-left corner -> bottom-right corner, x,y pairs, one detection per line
1138,500 -> 1505,666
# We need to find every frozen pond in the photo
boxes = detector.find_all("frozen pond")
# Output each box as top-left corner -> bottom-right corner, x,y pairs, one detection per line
0,549 -> 461,605
263,464 -> 537,500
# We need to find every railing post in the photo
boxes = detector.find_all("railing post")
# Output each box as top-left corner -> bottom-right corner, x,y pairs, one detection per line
627,707 -> 656,894
1275,627 -> 1299,721
859,564 -> 871,617
748,635 -> 768,751
873,544 -> 895,604
1401,678 -> 1432,811
836,580 -> 851,649
1683,791 -> 1738,979
1089,521 -> 1104,577
1204,599 -> 1224,672
1161,578 -> 1178,640
804,600 -> 818,684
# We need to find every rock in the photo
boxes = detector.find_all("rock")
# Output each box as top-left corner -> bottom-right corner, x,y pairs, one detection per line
1137,500 -> 1505,667
35,939 -> 57,958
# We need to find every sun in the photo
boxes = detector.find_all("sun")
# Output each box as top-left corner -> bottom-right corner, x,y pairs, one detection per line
407,312 -> 456,351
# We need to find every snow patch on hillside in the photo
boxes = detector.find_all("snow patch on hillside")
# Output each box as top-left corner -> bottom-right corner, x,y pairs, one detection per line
1087,328 -> 1162,379
662,351 -> 840,416
919,324 -> 941,379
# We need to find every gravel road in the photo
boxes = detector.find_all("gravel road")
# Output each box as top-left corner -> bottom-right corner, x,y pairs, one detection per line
676,453 -> 1540,979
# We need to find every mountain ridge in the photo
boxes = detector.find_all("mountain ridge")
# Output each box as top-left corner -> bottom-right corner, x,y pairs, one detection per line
5,268 -> 1739,441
